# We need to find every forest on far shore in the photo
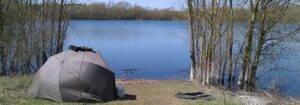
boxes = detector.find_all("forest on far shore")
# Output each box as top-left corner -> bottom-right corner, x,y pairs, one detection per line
69,1 -> 186,20
69,1 -> 300,22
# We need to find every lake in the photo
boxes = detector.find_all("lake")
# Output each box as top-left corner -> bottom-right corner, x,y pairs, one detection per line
65,20 -> 190,80
65,20 -> 300,98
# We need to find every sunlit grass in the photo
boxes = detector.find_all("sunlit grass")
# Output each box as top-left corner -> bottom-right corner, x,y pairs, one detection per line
0,76 -> 240,105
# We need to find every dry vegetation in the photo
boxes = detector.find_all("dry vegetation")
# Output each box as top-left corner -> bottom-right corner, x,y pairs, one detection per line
0,76 -> 240,105
1,76 -> 299,105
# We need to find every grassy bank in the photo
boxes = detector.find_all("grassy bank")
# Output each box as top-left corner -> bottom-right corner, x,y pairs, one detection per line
0,76 -> 298,105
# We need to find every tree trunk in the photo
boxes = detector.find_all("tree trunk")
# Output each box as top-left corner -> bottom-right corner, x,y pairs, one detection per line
226,0 -> 234,88
187,0 -> 197,81
56,0 -> 65,53
238,0 -> 260,90
247,0 -> 267,92
0,47 -> 4,75
0,0 -> 4,75
199,0 -> 207,85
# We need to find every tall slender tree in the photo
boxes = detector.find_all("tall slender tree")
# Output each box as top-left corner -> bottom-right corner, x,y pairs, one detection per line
188,0 -> 197,81
56,0 -> 65,53
238,0 -> 260,90
226,0 -> 234,87
0,0 -> 4,75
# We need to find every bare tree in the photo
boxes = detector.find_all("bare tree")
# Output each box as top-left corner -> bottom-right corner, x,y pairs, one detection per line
247,0 -> 293,92
0,0 -> 4,75
226,0 -> 234,88
238,0 -> 260,90
0,0 -> 70,75
188,0 -> 197,81
56,0 -> 66,53
188,0 -> 297,93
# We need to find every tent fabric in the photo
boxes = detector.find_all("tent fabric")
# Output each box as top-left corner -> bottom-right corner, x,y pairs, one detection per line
28,50 -> 117,102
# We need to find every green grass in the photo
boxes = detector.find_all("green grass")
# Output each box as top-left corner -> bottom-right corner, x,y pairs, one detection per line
0,76 -> 240,105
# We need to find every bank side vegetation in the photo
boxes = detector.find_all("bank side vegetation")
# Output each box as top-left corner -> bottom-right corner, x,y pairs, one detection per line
0,0 -> 70,75
188,0 -> 300,94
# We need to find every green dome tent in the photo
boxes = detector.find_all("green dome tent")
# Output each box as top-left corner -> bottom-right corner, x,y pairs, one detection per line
28,50 -> 117,102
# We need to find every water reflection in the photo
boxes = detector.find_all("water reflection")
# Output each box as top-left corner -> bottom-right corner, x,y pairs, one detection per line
65,20 -> 300,98
65,20 -> 190,80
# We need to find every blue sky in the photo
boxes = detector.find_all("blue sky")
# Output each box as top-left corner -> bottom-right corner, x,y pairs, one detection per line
77,0 -> 185,9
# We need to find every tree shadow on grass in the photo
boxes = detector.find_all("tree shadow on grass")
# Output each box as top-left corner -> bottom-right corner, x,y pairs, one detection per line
175,92 -> 215,101
30,94 -> 137,104
118,94 -> 137,101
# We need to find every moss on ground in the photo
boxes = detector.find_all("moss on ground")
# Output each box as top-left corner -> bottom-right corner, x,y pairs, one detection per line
0,76 -> 241,105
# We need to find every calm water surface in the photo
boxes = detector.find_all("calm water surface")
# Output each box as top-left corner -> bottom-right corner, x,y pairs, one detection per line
65,20 -> 300,98
65,20 -> 190,80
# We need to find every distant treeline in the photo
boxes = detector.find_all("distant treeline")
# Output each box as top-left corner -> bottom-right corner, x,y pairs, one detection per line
233,4 -> 300,23
68,1 -> 300,22
283,4 -> 300,23
68,1 -> 187,20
